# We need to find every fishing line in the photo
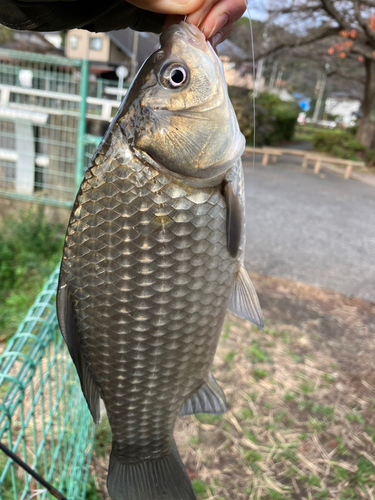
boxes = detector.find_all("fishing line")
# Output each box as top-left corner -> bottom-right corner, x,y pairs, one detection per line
244,0 -> 257,170
0,442 -> 68,500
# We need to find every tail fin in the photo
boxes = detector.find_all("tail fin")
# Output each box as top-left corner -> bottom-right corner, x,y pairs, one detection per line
107,441 -> 196,500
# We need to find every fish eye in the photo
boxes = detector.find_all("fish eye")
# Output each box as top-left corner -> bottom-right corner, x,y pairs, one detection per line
161,63 -> 189,89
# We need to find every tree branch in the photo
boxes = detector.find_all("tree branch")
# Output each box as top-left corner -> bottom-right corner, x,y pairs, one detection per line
258,25 -> 341,59
319,0 -> 351,30
353,1 -> 375,45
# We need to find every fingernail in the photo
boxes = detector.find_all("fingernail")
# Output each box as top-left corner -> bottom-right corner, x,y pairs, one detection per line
210,31 -> 223,48
208,13 -> 229,38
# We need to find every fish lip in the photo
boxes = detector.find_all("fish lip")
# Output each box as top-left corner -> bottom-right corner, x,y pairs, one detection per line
161,21 -> 206,49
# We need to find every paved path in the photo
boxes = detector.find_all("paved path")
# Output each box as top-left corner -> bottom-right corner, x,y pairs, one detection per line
242,157 -> 375,302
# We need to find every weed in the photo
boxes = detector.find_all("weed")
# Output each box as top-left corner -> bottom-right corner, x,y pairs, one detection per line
365,425 -> 375,442
244,449 -> 262,471
311,403 -> 335,419
346,411 -> 365,425
189,436 -> 200,446
253,368 -> 269,381
307,417 -> 326,433
266,489 -> 293,500
240,407 -> 254,420
334,437 -> 349,456
299,474 -> 321,487
195,414 -> 222,425
85,476 -> 102,500
94,417 -> 112,457
0,206 -> 64,339
284,390 -> 298,402
263,327 -> 291,344
222,321 -> 231,340
225,350 -> 236,363
192,479 -> 209,499
246,342 -> 271,364
300,380 -> 315,393
244,431 -> 258,443
322,373 -> 336,384
288,351 -> 304,363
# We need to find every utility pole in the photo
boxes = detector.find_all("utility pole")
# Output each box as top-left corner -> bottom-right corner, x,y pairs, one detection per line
312,70 -> 327,123
254,21 -> 269,96
276,68 -> 284,90
254,58 -> 264,96
269,60 -> 278,90
130,31 -> 139,80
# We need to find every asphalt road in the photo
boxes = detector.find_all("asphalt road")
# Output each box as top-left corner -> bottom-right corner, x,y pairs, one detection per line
242,156 -> 375,302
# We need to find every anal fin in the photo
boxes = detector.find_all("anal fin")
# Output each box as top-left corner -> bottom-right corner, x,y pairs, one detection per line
228,264 -> 264,328
179,374 -> 226,417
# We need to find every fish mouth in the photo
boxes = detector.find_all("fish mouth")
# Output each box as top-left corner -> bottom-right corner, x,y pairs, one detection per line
160,21 -> 206,50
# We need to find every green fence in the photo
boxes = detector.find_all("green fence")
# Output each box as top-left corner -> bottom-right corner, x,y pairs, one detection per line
0,49 -> 117,208
0,47 -> 125,498
0,267 -> 95,500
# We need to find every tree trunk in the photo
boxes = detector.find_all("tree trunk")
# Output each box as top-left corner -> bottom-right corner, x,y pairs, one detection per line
357,58 -> 375,149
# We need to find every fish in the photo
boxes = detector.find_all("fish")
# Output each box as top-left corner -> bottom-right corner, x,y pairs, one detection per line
57,21 -> 263,500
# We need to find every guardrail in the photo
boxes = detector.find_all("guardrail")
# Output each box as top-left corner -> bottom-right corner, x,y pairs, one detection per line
246,146 -> 365,180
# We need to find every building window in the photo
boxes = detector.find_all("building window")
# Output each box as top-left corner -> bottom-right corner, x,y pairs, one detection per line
70,35 -> 78,50
90,37 -> 102,51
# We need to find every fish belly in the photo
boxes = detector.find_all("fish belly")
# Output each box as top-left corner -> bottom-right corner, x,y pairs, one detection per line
62,146 -> 238,463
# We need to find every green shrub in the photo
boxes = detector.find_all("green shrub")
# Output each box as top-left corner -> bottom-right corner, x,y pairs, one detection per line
365,149 -> 375,167
312,129 -> 365,160
0,206 -> 64,339
229,89 -> 299,146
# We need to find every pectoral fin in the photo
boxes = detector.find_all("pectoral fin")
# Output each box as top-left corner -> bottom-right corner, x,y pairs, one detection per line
228,265 -> 264,328
57,269 -> 101,424
224,182 -> 243,259
179,374 -> 226,417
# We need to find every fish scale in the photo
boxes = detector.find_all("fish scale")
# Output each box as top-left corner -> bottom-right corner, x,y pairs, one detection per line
61,124 -> 239,464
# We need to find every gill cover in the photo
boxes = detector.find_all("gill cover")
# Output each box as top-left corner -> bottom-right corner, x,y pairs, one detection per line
118,22 -> 245,181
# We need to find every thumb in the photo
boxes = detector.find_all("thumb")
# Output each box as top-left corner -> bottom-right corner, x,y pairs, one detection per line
125,0 -> 204,15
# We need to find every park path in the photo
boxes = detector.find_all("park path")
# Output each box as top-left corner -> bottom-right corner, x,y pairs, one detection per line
242,157 -> 375,302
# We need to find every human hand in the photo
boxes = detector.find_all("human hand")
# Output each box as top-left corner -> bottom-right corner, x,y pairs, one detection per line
126,0 -> 246,46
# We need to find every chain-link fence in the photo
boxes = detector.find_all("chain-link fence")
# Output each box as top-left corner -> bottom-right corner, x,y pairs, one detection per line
0,48 -> 122,498
0,49 -> 118,208
0,267 -> 95,500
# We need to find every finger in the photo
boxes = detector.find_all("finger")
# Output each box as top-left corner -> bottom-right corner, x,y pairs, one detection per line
208,22 -> 234,48
187,0 -> 246,39
126,0 -> 204,15
185,0 -> 220,29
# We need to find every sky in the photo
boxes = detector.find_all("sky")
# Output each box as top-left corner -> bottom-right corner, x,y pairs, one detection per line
244,0 -> 269,21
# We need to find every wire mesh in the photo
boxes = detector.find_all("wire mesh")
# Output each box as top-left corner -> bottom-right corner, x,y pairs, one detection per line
0,50 -> 85,206
0,267 -> 95,500
0,49 -> 112,208
0,49 -> 127,209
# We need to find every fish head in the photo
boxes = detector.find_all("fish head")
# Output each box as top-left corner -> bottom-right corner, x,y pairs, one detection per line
118,21 -> 245,182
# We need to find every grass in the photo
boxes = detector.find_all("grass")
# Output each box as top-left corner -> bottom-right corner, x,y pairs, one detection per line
0,206 -> 64,340
83,275 -> 375,500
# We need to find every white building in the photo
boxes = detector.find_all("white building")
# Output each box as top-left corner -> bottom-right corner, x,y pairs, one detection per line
325,93 -> 361,126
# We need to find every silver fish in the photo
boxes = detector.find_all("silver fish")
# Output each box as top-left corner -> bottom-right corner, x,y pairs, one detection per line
57,21 -> 263,500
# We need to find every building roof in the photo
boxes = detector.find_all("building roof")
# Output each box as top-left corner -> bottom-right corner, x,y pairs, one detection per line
108,29 -> 159,69
108,28 -> 251,69
1,31 -> 62,55
216,39 -> 250,63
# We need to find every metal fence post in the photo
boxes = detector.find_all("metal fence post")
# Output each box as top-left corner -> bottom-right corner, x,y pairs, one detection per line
76,59 -> 89,191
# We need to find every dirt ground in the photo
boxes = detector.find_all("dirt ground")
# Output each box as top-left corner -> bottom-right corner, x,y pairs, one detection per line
90,273 -> 375,500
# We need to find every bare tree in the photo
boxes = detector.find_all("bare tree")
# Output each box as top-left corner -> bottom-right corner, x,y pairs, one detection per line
265,0 -> 375,148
